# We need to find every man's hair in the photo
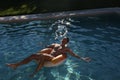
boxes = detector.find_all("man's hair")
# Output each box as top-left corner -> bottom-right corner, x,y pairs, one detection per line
64,37 -> 69,42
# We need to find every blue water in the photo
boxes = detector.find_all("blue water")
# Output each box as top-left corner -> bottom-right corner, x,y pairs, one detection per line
0,14 -> 120,80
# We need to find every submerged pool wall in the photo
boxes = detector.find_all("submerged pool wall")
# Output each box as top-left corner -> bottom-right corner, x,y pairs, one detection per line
0,8 -> 120,23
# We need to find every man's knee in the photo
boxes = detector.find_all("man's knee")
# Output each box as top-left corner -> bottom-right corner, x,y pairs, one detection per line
42,54 -> 53,60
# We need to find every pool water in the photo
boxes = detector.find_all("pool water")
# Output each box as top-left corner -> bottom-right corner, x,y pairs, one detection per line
0,14 -> 120,80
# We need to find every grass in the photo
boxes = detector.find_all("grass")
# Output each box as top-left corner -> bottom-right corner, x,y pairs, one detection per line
0,4 -> 36,16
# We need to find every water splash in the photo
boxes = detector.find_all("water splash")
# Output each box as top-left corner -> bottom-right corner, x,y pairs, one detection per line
49,19 -> 70,40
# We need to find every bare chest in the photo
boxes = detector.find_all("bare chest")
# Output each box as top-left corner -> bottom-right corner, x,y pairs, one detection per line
51,45 -> 67,56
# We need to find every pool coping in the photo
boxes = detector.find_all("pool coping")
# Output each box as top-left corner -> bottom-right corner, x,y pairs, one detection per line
0,8 -> 120,23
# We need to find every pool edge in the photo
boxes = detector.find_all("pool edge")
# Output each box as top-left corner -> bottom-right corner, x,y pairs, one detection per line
0,7 -> 120,23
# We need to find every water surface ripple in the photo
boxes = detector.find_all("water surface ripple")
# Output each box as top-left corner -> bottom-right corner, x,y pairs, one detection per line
0,14 -> 120,80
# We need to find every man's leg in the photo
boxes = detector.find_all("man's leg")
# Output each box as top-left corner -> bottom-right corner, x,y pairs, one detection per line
6,54 -> 39,69
30,55 -> 45,77
28,54 -> 54,76
6,53 -> 54,76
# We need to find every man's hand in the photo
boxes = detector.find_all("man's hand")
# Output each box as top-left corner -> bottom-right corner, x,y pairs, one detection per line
81,57 -> 91,62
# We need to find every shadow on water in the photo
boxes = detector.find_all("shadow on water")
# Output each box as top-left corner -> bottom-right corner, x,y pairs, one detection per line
0,14 -> 120,80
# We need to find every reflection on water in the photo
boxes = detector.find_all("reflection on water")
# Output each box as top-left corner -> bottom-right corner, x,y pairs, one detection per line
49,19 -> 70,40
0,14 -> 120,80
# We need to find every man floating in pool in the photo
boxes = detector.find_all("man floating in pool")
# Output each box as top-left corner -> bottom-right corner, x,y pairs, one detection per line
6,37 -> 91,76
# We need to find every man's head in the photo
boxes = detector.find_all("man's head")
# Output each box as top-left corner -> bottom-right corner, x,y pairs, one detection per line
61,37 -> 69,45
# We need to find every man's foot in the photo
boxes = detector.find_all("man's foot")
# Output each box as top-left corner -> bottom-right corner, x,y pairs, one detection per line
6,63 -> 18,69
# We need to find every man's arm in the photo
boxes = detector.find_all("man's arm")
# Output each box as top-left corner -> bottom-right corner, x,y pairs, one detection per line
66,48 -> 91,62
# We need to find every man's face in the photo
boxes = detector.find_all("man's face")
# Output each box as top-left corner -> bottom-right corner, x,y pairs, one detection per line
62,38 -> 68,44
